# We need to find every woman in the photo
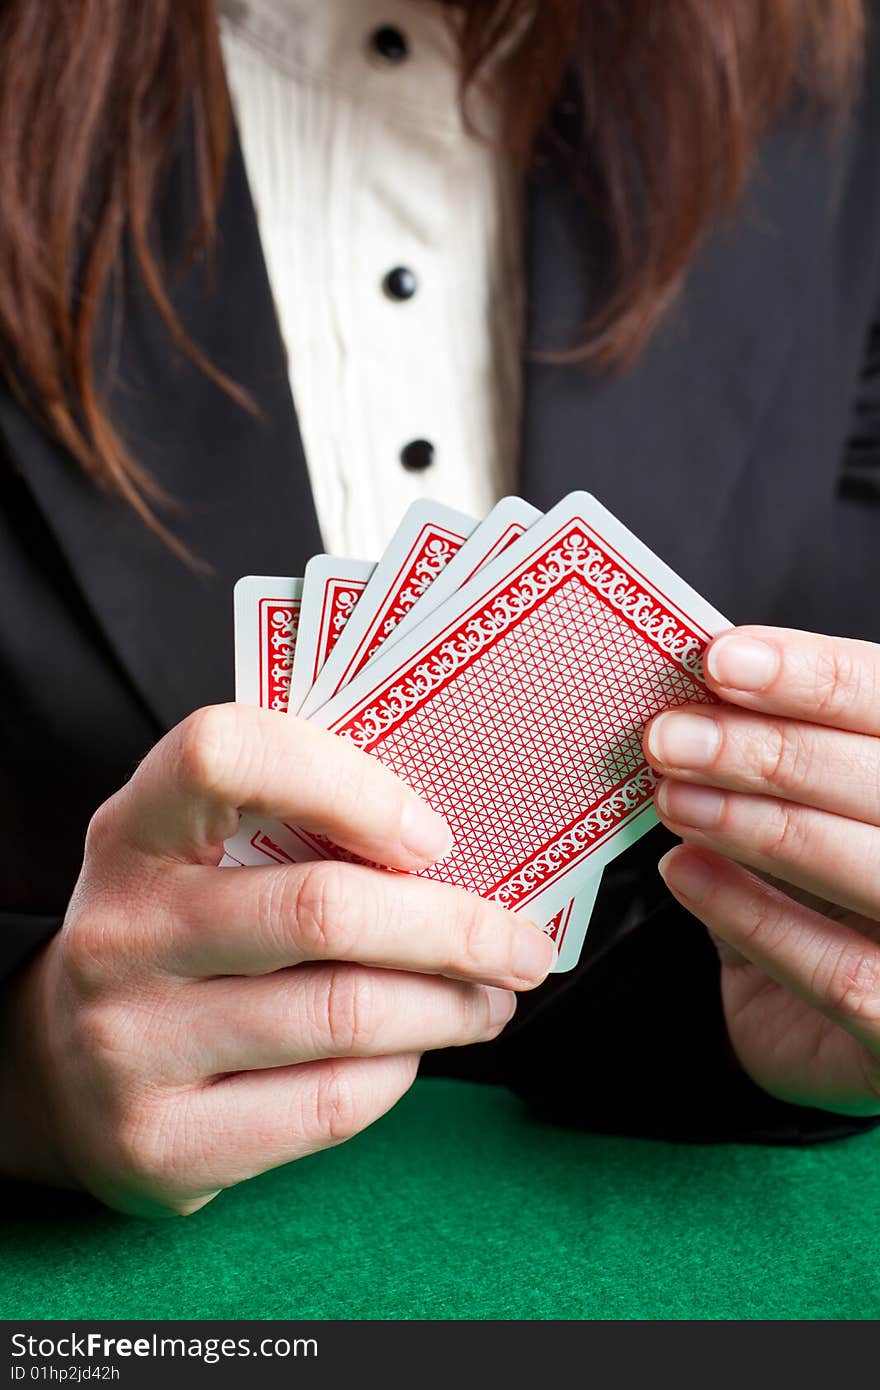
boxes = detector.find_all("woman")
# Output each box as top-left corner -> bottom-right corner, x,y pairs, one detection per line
1,0 -> 879,1218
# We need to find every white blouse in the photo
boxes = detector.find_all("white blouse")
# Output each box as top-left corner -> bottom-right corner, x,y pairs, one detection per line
220,0 -> 523,561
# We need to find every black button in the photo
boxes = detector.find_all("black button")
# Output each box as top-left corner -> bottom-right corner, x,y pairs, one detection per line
400,439 -> 435,471
370,25 -> 409,63
383,266 -> 418,301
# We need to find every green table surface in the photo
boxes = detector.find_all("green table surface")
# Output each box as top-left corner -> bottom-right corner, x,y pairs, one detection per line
3,1078 -> 879,1321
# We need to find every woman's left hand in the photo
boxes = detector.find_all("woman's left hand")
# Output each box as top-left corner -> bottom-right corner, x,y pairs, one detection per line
644,625 -> 880,1117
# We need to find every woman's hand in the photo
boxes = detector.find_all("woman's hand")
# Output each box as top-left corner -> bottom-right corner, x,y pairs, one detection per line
0,705 -> 554,1217
644,626 -> 880,1118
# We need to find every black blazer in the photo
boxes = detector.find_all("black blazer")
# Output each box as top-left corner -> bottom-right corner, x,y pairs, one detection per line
3,32 -> 880,1146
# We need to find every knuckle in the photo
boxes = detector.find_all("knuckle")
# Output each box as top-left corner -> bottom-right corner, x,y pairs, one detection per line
457,893 -> 500,976
252,867 -> 302,958
108,1100 -> 181,1193
736,883 -> 790,954
819,946 -> 880,1025
59,905 -> 119,996
812,647 -> 862,723
759,722 -> 812,791
756,801 -> 807,862
175,705 -> 240,798
320,966 -> 377,1054
307,1063 -> 364,1144
291,862 -> 357,960
330,753 -> 371,814
299,734 -> 375,823
83,792 -> 128,863
75,1000 -> 130,1068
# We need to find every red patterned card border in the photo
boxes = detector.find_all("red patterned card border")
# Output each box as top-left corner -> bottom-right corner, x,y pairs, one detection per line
259,598 -> 302,714
315,577 -> 368,681
545,902 -> 572,948
460,521 -> 526,586
338,522 -> 470,688
249,828 -> 298,865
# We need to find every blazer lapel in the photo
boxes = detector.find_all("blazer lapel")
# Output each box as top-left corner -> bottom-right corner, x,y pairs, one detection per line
520,108 -> 854,611
0,132 -> 322,732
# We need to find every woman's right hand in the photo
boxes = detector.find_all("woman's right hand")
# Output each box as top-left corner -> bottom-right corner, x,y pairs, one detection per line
0,705 -> 554,1217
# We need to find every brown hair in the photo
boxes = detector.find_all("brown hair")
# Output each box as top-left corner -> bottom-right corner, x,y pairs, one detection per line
0,0 -> 865,541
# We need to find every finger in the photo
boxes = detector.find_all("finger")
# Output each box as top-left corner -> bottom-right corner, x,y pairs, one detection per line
658,846 -> 880,1051
168,966 -> 516,1080
703,626 -> 880,734
167,860 -> 557,990
645,706 -> 880,826
654,779 -> 880,922
106,704 -> 451,870
158,1055 -> 421,1196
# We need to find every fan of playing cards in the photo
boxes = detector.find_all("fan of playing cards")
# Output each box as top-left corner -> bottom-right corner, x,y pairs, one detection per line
223,492 -> 729,972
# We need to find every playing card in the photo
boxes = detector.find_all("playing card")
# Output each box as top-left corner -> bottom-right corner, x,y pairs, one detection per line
361,495 -> 541,666
228,558 -> 377,868
354,494 -> 601,972
225,576 -> 305,867
288,556 -> 375,716
233,575 -> 304,711
545,888 -> 602,973
293,492 -> 730,926
297,500 -> 477,718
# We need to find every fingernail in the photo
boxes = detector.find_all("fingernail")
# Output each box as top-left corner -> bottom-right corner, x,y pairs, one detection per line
707,635 -> 778,691
657,781 -> 725,828
648,711 -> 720,769
400,798 -> 453,863
512,918 -> 557,984
484,986 -> 517,1028
658,849 -> 715,904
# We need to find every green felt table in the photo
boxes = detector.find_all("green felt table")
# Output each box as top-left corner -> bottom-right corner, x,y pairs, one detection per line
2,1079 -> 879,1320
